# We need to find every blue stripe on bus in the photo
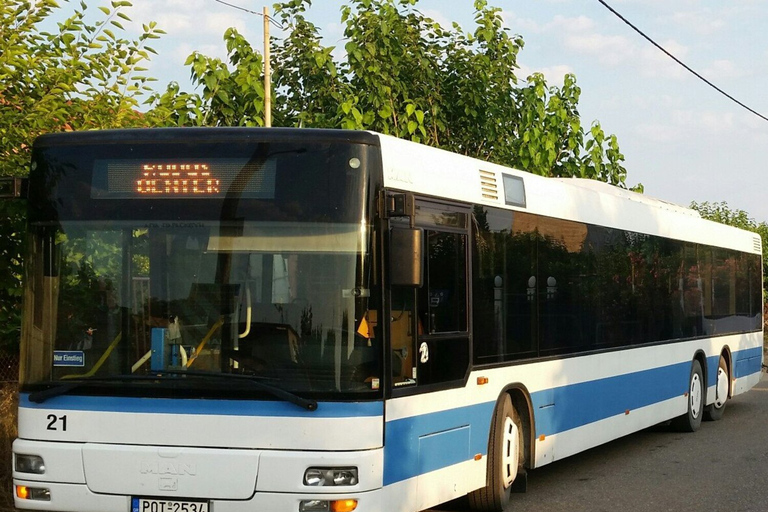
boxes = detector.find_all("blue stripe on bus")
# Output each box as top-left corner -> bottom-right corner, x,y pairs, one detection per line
18,394 -> 383,418
383,401 -> 496,485
383,346 -> 763,484
529,361 -> 688,437
732,346 -> 763,379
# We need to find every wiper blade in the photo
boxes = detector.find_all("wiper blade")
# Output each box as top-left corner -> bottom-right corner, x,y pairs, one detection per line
28,371 -> 319,412
28,374 -> 163,404
161,369 -> 319,412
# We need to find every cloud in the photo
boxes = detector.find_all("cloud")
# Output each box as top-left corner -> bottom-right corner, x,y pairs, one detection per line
634,122 -> 687,143
701,60 -> 750,81
563,32 -> 636,66
637,39 -> 689,79
634,107 -> 741,144
510,12 -> 633,68
657,9 -> 726,36
499,10 -> 545,35
548,14 -> 596,33
122,0 -> 251,38
519,63 -> 575,86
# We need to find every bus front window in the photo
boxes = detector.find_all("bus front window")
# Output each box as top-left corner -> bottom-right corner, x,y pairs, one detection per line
20,135 -> 381,400
22,220 -> 377,396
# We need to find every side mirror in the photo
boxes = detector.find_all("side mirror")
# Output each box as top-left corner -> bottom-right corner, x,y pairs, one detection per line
390,227 -> 423,287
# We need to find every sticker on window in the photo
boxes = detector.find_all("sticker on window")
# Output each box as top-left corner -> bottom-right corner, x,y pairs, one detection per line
53,351 -> 85,367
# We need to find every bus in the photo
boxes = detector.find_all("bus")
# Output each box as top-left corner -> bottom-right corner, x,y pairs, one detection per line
10,127 -> 763,512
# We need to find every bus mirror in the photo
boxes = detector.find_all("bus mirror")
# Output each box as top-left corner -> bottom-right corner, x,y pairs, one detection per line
390,228 -> 423,287
0,177 -> 28,199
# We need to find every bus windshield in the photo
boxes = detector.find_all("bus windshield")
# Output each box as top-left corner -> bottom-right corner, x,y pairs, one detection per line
20,133 -> 380,398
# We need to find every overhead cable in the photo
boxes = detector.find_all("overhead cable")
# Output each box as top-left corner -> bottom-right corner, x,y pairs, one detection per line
597,0 -> 768,123
213,0 -> 284,29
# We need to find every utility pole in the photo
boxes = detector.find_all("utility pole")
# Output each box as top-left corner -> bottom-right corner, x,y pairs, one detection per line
263,6 -> 272,127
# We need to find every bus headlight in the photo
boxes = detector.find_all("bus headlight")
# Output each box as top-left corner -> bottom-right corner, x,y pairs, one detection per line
303,467 -> 358,486
15,454 -> 45,474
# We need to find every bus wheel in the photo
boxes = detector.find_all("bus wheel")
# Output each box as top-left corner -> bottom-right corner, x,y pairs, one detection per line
468,394 -> 524,512
705,355 -> 729,421
672,359 -> 704,432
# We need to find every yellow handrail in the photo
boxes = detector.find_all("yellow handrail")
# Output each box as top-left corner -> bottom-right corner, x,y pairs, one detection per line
61,332 -> 122,380
186,318 -> 224,368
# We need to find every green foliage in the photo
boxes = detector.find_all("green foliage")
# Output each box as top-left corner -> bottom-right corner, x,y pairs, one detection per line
0,0 -> 164,353
150,28 -> 265,127
691,201 -> 768,291
690,201 -> 758,231
153,0 -> 636,190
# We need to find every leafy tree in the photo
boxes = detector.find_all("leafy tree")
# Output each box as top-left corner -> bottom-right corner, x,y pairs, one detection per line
0,0 -> 164,353
152,0 -> 638,189
691,201 -> 768,292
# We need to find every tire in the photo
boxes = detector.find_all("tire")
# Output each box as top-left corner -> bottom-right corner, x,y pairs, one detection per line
704,355 -> 729,421
468,394 -> 524,512
671,359 -> 705,432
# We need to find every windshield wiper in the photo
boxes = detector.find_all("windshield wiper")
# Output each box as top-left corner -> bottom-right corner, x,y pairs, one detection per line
161,369 -> 318,412
28,374 -> 165,404
28,371 -> 318,412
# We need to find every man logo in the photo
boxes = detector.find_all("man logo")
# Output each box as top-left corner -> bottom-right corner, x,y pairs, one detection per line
140,461 -> 197,476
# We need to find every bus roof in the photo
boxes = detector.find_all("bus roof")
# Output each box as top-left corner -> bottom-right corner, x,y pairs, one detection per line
376,132 -> 761,255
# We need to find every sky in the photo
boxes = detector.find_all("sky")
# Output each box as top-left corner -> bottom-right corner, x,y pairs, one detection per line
49,0 -> 768,221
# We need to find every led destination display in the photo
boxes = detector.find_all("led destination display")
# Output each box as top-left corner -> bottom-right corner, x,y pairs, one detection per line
91,159 -> 276,199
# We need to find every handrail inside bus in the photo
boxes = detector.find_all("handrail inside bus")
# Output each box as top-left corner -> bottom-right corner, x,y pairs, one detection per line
239,286 -> 252,339
186,318 -> 225,368
61,332 -> 123,380
130,346 -> 188,373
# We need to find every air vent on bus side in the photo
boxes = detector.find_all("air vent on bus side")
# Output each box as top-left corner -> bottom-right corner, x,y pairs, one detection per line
754,236 -> 762,254
479,170 -> 499,201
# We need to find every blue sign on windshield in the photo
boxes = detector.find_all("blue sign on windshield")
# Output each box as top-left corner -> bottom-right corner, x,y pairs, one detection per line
53,351 -> 85,367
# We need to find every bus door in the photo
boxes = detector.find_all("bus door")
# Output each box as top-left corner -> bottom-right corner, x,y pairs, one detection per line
386,197 -> 473,508
388,198 -> 470,390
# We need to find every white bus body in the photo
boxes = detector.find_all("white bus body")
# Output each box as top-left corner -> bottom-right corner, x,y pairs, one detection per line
14,129 -> 762,512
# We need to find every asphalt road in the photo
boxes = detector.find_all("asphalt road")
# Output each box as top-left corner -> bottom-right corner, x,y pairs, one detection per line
430,372 -> 768,512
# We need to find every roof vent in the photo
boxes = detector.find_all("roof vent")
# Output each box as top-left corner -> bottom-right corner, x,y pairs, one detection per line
479,170 -> 499,201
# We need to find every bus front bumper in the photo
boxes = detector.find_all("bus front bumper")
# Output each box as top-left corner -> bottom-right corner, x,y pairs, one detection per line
14,479 -> 384,512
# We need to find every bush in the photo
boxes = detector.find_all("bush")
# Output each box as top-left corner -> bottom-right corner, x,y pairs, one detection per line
0,383 -> 17,512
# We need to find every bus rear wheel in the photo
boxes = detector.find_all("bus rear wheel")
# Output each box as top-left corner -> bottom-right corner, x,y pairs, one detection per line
468,394 -> 524,512
672,359 -> 704,432
705,355 -> 729,421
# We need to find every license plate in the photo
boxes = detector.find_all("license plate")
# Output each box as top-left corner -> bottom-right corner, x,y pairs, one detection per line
131,497 -> 209,512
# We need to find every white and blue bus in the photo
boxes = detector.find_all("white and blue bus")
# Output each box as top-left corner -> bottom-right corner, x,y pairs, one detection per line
11,128 -> 763,512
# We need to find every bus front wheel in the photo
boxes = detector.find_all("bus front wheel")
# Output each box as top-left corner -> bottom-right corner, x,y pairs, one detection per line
468,394 -> 524,512
672,359 -> 705,432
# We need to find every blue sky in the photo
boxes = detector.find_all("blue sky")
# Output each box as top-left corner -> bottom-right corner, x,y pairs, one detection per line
54,0 -> 768,221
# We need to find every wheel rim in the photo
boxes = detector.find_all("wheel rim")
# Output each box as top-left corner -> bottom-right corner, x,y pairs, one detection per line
501,416 -> 519,488
690,372 -> 702,419
715,367 -> 728,408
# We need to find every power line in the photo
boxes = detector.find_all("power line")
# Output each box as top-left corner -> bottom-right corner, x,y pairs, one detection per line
597,0 -> 768,124
213,0 -> 284,29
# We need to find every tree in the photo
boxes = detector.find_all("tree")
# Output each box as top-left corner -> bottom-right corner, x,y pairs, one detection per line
152,0 -> 638,189
691,201 -> 768,292
0,0 -> 164,353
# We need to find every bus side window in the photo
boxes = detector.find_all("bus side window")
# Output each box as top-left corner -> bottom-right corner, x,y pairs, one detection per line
418,230 -> 467,334
390,288 -> 417,385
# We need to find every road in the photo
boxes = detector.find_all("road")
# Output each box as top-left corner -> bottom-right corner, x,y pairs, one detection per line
430,373 -> 768,512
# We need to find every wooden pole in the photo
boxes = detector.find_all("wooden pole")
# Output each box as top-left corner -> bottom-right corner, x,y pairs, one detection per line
263,6 -> 272,127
